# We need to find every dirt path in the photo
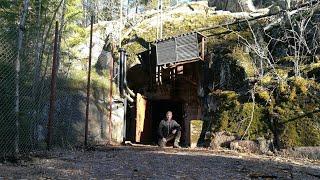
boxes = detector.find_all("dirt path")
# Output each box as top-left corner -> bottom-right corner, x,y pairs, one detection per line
0,145 -> 319,179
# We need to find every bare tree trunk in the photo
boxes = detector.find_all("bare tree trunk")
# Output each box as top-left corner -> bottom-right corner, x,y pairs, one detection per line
127,0 -> 130,16
57,0 -> 67,70
32,0 -> 42,149
40,0 -> 64,67
135,0 -> 138,13
33,0 -> 42,94
82,0 -> 87,26
15,0 -> 30,155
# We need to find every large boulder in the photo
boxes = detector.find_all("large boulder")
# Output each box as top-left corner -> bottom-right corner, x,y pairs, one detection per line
210,131 -> 237,149
230,140 -> 261,153
257,137 -> 274,154
230,139 -> 274,154
208,0 -> 256,12
209,0 -> 307,12
279,147 -> 320,160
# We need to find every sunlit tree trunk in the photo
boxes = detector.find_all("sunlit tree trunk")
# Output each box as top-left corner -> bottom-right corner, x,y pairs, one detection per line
32,0 -> 43,149
15,0 -> 30,155
82,0 -> 87,26
57,0 -> 66,69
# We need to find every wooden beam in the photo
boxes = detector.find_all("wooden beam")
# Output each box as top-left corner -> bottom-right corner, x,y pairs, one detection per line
201,36 -> 205,61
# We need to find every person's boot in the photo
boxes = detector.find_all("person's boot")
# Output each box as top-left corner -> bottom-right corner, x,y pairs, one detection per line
158,139 -> 166,148
173,131 -> 181,148
173,140 -> 181,148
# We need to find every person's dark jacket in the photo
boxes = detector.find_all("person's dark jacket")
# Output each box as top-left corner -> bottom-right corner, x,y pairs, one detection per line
158,119 -> 181,138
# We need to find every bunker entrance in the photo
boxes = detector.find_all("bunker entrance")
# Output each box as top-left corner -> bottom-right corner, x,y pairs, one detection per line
134,96 -> 185,145
128,32 -> 206,146
150,100 -> 185,145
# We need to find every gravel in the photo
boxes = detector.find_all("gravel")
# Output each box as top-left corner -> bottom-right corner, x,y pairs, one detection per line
0,145 -> 319,179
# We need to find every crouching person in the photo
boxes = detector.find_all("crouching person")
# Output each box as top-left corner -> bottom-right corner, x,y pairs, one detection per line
158,111 -> 181,148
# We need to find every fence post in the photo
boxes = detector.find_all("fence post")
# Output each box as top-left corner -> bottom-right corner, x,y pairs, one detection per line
46,21 -> 59,150
84,15 -> 94,149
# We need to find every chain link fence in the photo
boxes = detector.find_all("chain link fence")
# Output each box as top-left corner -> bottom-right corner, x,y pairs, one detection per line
0,24 -> 112,157
0,28 -> 44,156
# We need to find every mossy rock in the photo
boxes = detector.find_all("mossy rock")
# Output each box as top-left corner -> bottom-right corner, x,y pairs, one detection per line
273,101 -> 320,148
238,103 -> 268,139
212,92 -> 269,140
289,77 -> 310,95
306,66 -> 320,82
279,122 -> 301,147
229,47 -> 256,78
217,90 -> 238,100
277,56 -> 295,67
279,117 -> 320,148
256,88 -> 270,103
260,74 -> 273,86
123,10 -> 233,65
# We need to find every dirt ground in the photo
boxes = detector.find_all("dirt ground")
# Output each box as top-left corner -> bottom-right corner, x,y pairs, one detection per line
0,145 -> 320,179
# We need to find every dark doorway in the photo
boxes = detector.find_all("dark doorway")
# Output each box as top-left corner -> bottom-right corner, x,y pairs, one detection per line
150,100 -> 185,144
129,98 -> 185,145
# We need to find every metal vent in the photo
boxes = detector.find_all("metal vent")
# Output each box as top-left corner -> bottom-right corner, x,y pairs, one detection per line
156,39 -> 176,65
156,32 -> 201,66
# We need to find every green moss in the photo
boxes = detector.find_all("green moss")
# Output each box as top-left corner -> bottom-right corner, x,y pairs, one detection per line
260,74 -> 273,86
215,102 -> 268,139
272,101 -> 320,148
289,87 -> 297,101
303,62 -> 320,79
296,120 -> 320,146
219,111 -> 230,131
63,69 -> 110,91
211,90 -> 268,139
280,122 -> 301,147
219,90 -> 238,100
211,77 -> 319,147
257,89 -> 270,102
239,103 -> 268,139
290,77 -> 309,95
279,81 -> 289,94
123,13 -> 232,65
65,24 -> 88,47
275,68 -> 289,79
229,47 -> 256,78
278,56 -> 295,63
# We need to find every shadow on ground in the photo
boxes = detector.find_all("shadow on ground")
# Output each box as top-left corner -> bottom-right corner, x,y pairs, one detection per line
0,146 -> 319,179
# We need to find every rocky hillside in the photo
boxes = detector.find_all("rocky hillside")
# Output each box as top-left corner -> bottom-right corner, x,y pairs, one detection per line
69,1 -> 320,148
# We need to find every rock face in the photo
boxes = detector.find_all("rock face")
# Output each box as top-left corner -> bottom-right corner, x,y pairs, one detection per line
257,137 -> 274,154
279,147 -> 320,160
210,131 -> 237,149
208,0 -> 256,12
208,0 -> 306,12
209,132 -> 275,154
77,1 -> 320,148
230,140 -> 261,153
229,138 -> 275,154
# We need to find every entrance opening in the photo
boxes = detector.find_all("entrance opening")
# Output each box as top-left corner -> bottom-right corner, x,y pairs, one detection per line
150,100 -> 185,145
129,96 -> 186,145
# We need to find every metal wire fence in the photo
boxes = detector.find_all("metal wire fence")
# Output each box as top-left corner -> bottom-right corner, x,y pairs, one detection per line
0,24 -> 111,157
0,29 -> 40,155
